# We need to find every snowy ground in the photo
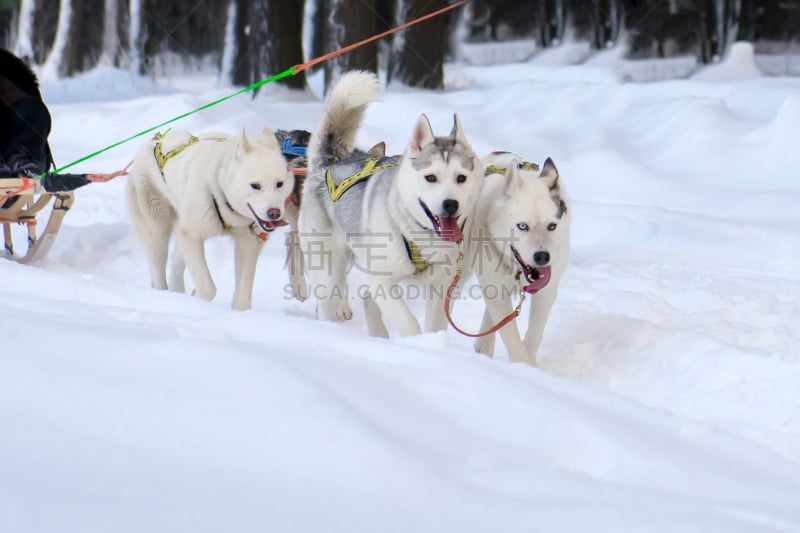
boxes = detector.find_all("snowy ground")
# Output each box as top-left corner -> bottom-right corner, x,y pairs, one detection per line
2,44 -> 799,532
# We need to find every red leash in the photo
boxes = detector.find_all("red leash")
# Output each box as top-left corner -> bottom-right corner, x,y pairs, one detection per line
444,246 -> 527,338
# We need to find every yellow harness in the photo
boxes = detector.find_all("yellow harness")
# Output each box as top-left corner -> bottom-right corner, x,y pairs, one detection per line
485,160 -> 539,176
153,131 -> 228,177
402,237 -> 428,274
326,158 -> 399,203
325,157 -> 428,273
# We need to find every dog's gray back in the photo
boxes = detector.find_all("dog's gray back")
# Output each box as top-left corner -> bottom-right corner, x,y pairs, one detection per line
323,151 -> 400,236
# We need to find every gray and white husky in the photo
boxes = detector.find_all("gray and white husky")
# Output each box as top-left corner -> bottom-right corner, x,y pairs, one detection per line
464,151 -> 570,364
298,71 -> 485,337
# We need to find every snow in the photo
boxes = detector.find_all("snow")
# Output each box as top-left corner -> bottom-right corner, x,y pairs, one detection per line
2,47 -> 800,532
693,42 -> 763,81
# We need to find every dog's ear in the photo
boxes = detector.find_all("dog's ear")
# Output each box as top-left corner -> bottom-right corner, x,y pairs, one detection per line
261,127 -> 279,150
407,114 -> 435,155
367,141 -> 386,158
538,157 -> 559,191
236,127 -> 252,157
450,114 -> 469,145
502,159 -> 523,198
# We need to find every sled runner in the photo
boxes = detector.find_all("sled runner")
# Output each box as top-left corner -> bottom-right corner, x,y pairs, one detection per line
0,176 -> 74,263
0,169 -> 127,264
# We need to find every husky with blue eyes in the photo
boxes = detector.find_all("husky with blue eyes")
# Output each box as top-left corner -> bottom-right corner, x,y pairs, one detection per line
127,127 -> 294,310
464,151 -> 571,365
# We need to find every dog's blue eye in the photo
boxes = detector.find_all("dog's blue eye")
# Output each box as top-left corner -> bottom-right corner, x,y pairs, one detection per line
250,182 -> 262,190
456,174 -> 467,184
517,223 -> 529,231
547,223 -> 557,231
424,174 -> 437,183
276,181 -> 284,189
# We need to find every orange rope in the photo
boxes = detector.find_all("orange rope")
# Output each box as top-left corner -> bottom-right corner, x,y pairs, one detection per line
293,0 -> 469,74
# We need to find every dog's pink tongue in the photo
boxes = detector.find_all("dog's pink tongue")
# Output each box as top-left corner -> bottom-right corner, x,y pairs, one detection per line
523,265 -> 552,294
439,216 -> 463,242
262,219 -> 289,231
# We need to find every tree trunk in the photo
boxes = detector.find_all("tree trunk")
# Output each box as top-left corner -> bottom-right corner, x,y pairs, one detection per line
387,0 -> 446,90
139,0 -> 163,74
309,0 -> 326,72
41,0 -> 71,79
232,0 -> 254,86
736,0 -> 755,42
219,0 -> 237,86
64,0 -> 104,75
128,0 -> 143,72
255,0 -> 306,90
324,0 -> 378,93
701,0 -> 731,62
0,5 -> 14,50
100,0 -> 119,65
14,0 -> 36,60
551,0 -> 566,45
590,0 -> 622,49
32,0 -> 58,63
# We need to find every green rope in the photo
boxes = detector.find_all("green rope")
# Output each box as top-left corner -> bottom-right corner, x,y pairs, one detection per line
48,66 -> 297,175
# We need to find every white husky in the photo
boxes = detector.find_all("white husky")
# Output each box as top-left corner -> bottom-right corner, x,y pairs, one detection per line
299,71 -> 485,337
463,151 -> 570,364
126,128 -> 294,310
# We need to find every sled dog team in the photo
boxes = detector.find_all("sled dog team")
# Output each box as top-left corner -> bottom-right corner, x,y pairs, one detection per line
127,71 -> 570,365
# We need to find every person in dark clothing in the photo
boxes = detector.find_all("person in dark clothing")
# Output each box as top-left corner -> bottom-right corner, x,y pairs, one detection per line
0,48 -> 54,177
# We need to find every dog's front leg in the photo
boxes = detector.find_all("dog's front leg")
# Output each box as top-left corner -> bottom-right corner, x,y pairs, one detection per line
522,284 -> 559,365
363,294 -> 389,338
232,233 -> 264,310
168,245 -> 186,293
424,281 -> 449,333
473,310 -> 497,357
176,230 -> 216,302
480,276 -> 527,362
364,277 -> 421,337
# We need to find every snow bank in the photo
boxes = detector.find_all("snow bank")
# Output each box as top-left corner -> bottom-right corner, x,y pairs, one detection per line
693,42 -> 764,82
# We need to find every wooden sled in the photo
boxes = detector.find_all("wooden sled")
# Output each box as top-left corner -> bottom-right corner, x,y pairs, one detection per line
0,177 -> 74,264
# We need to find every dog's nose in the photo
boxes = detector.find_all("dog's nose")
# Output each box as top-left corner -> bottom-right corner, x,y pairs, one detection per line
533,251 -> 550,266
267,208 -> 282,220
442,199 -> 459,216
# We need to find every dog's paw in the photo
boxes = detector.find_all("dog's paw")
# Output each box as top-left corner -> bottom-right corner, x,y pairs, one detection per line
336,302 -> 353,321
192,286 -> 216,301
474,335 -> 495,358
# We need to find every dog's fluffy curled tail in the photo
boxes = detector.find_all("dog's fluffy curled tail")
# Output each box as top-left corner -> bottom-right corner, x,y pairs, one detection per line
308,71 -> 381,171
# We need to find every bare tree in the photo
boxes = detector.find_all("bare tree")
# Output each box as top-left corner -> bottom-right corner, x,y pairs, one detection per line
1,0 -> 18,50
700,0 -> 734,63
233,0 -> 306,90
41,0 -> 71,79
255,0 -> 306,90
589,0 -> 622,49
388,0 -> 447,89
64,0 -> 104,75
322,0 -> 377,93
736,0 -> 755,42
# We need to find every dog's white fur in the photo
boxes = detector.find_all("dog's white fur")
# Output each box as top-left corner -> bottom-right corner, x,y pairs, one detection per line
465,152 -> 570,364
299,71 -> 485,337
126,128 -> 294,310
